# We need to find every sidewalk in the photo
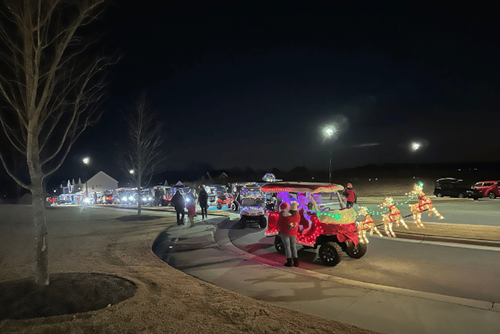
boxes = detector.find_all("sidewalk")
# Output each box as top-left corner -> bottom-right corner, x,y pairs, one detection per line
157,216 -> 500,334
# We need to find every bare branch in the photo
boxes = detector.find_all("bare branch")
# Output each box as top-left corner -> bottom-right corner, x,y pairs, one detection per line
0,152 -> 30,190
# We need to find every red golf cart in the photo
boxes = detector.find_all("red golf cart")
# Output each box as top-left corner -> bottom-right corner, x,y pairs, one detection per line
261,182 -> 367,266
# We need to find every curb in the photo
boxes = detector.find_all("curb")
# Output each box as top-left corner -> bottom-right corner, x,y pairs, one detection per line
391,232 -> 500,248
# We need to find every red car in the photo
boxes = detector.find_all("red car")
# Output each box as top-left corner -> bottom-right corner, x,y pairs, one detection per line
474,181 -> 500,199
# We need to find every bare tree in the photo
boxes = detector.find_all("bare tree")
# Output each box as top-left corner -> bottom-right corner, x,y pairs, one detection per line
118,93 -> 166,216
0,0 -> 115,285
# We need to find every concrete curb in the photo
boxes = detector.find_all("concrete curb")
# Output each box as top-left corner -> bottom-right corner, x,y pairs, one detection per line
390,232 -> 500,248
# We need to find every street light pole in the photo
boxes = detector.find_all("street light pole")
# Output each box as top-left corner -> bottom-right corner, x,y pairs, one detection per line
410,142 -> 421,180
322,125 -> 337,184
82,157 -> 90,201
329,141 -> 332,184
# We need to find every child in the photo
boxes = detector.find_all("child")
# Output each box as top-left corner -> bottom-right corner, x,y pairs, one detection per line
187,194 -> 196,227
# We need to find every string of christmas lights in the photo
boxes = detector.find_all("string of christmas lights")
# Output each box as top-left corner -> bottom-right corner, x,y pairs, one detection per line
265,183 -> 443,246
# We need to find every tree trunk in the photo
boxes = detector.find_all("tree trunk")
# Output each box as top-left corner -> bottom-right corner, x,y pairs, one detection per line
137,186 -> 142,216
32,176 -> 49,286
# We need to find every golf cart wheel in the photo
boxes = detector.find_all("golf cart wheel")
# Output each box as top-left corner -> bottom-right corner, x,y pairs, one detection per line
319,241 -> 342,266
259,217 -> 267,228
239,217 -> 247,229
274,236 -> 285,254
231,203 -> 236,211
345,241 -> 368,259
489,192 -> 496,199
216,203 -> 222,210
458,193 -> 465,199
436,193 -> 443,197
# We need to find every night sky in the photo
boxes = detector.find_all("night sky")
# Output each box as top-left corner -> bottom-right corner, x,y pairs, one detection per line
2,1 -> 500,191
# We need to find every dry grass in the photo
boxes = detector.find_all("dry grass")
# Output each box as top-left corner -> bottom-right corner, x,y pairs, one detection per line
0,209 -> 381,334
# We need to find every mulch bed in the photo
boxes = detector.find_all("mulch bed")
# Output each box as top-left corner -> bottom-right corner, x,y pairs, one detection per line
0,273 -> 136,320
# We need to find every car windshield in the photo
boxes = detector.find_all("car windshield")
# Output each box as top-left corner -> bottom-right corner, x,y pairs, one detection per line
241,198 -> 263,206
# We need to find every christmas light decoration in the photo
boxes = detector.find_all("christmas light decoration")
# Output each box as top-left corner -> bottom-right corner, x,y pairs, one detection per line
265,212 -> 280,236
357,206 -> 383,243
408,183 -> 444,228
261,182 -> 344,194
379,197 -> 409,237
263,183 -> 444,253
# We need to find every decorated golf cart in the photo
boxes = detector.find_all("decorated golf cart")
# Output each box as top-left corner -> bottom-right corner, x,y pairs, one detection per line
261,181 -> 444,266
261,182 -> 364,266
238,183 -> 269,228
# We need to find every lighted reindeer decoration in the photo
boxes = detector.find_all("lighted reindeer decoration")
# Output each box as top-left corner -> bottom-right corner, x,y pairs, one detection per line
379,197 -> 409,237
357,206 -> 383,243
409,183 -> 444,228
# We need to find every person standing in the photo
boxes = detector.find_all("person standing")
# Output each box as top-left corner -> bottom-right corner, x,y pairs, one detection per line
277,202 -> 301,267
186,193 -> 196,227
343,183 -> 357,208
171,190 -> 186,225
154,187 -> 161,207
198,185 -> 208,220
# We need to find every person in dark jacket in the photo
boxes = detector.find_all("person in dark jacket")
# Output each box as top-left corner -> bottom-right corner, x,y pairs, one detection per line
154,187 -> 161,207
171,190 -> 186,225
198,185 -> 209,220
343,183 -> 357,208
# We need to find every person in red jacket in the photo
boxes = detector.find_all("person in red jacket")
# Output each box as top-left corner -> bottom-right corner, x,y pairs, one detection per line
343,183 -> 357,208
277,201 -> 301,267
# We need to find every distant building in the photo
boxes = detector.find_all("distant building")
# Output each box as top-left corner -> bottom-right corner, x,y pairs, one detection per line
57,171 -> 118,204
86,171 -> 119,193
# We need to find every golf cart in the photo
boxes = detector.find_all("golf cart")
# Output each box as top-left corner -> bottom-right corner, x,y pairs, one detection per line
239,196 -> 267,229
238,184 -> 268,228
206,184 -> 228,209
261,182 -> 367,266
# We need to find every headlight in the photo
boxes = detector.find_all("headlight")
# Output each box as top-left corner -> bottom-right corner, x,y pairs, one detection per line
84,198 -> 91,203
148,197 -> 152,201
142,197 -> 147,201
121,197 -> 127,202
129,196 -> 134,201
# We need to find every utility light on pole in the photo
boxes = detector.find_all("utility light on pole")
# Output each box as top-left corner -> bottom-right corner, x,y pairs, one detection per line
322,124 -> 337,184
410,142 -> 421,179
82,157 -> 90,199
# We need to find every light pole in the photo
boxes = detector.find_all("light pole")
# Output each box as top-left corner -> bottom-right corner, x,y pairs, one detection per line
322,125 -> 337,184
410,142 -> 420,179
82,157 -> 90,200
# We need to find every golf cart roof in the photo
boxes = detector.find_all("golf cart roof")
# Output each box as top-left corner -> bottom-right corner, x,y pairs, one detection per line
260,182 -> 344,194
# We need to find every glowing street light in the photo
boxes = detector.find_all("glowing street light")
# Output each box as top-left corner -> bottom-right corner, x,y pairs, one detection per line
322,124 -> 338,184
129,169 -> 135,174
82,157 -> 90,199
410,141 -> 423,179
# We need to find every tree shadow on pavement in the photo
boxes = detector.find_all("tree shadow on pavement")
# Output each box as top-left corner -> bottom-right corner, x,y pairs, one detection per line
115,215 -> 164,222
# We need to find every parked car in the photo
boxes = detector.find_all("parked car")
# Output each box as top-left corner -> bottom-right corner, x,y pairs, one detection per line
433,178 -> 483,199
473,181 -> 500,199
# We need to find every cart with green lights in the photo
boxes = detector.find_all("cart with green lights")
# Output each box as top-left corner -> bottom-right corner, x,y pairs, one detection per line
261,182 -> 367,266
